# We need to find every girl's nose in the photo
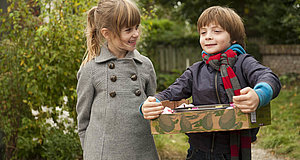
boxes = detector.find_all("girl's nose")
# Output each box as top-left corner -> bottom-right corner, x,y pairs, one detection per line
132,29 -> 139,37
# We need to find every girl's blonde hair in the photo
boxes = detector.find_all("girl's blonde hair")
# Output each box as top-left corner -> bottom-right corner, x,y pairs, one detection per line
82,0 -> 141,65
197,6 -> 246,48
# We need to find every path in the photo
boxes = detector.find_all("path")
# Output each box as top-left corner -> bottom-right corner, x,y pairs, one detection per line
252,143 -> 287,160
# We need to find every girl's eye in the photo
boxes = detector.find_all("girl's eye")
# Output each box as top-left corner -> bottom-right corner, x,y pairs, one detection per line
125,28 -> 132,32
135,24 -> 140,30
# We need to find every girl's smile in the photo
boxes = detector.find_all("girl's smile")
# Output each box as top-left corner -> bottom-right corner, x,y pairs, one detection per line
121,24 -> 140,50
106,24 -> 140,58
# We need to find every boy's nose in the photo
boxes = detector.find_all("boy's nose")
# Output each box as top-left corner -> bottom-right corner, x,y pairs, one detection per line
205,32 -> 213,40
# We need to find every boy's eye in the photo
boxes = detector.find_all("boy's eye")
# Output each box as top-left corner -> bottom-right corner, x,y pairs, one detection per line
214,28 -> 224,32
135,24 -> 139,30
200,31 -> 206,34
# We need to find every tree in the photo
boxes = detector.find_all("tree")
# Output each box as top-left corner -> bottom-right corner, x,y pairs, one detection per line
138,0 -> 300,44
251,0 -> 300,44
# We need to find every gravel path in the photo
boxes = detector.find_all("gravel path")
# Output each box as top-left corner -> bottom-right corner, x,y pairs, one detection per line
251,143 -> 286,160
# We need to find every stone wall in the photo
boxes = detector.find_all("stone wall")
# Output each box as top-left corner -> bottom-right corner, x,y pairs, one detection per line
260,45 -> 300,76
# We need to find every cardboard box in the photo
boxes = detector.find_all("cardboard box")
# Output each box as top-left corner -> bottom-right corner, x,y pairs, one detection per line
150,100 -> 271,134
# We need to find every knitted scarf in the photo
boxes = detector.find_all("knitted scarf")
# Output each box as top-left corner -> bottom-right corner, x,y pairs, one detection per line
202,44 -> 251,160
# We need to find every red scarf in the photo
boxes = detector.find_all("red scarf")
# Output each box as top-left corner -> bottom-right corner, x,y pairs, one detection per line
202,49 -> 251,160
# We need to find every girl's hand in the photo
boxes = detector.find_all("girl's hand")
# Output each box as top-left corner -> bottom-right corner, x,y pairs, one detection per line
233,87 -> 259,113
142,96 -> 164,120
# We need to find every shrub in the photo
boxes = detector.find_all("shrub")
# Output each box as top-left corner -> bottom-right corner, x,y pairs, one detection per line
0,0 -> 94,158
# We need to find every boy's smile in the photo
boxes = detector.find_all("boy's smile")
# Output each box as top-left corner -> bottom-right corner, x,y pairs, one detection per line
199,23 -> 232,54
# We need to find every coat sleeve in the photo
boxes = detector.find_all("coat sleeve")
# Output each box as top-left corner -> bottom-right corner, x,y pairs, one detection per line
76,64 -> 95,149
145,61 -> 157,97
241,55 -> 281,99
155,68 -> 193,101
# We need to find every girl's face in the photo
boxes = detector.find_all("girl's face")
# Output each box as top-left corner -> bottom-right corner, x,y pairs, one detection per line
108,24 -> 140,55
199,23 -> 232,54
119,24 -> 140,51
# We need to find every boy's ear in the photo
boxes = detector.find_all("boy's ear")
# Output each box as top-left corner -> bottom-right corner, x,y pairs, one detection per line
232,40 -> 237,44
100,28 -> 110,40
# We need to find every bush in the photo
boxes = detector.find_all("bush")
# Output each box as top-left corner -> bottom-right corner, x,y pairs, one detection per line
279,73 -> 300,87
0,0 -> 95,158
157,70 -> 183,92
138,18 -> 199,69
15,106 -> 82,160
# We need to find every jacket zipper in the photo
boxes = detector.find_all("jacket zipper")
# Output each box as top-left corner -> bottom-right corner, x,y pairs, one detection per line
211,72 -> 220,155
215,72 -> 221,103
211,133 -> 215,154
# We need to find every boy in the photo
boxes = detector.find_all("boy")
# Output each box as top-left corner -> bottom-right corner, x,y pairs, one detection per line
141,6 -> 281,160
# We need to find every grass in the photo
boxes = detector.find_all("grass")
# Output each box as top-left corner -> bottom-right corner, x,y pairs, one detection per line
256,85 -> 300,159
154,85 -> 300,160
154,134 -> 189,160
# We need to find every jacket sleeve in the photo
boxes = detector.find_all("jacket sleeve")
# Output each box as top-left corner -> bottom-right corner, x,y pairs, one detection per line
241,55 -> 281,99
76,64 -> 94,149
155,68 -> 193,101
145,60 -> 157,97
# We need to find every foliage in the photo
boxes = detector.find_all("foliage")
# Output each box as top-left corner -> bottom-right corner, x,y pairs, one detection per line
251,0 -> 300,44
246,40 -> 262,61
0,0 -> 94,158
139,0 -> 300,44
15,105 -> 82,160
0,129 -> 4,160
137,0 -> 298,75
156,70 -> 183,92
142,18 -> 198,47
138,17 -> 199,75
279,73 -> 300,88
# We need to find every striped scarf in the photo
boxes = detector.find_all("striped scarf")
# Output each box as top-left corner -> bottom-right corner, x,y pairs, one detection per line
202,44 -> 251,160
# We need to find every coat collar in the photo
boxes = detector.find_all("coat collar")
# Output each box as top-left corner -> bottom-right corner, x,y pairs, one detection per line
94,45 -> 143,64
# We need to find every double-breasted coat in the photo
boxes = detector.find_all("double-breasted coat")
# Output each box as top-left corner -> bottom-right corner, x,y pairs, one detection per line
76,46 -> 159,160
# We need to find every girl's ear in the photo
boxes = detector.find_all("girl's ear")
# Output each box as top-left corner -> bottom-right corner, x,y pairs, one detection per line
100,28 -> 110,40
232,40 -> 237,44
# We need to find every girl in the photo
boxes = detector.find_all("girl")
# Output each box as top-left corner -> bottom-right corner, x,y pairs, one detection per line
76,0 -> 159,159
141,6 -> 281,160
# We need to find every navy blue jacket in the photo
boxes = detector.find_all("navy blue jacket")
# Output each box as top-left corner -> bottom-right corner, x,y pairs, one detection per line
155,54 -> 281,153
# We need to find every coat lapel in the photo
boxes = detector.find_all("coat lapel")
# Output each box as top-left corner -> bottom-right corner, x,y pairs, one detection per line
95,45 -> 143,64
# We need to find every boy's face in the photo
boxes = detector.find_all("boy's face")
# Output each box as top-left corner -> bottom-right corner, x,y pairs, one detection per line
199,23 -> 232,54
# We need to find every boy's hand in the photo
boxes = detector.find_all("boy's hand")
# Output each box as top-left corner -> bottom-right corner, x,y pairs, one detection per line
233,87 -> 259,113
142,96 -> 164,120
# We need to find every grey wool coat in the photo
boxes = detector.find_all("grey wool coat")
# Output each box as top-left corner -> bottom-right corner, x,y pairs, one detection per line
76,46 -> 159,160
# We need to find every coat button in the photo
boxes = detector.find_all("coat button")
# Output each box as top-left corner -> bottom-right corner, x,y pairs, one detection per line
110,91 -> 116,97
131,74 -> 137,81
110,75 -> 117,82
135,89 -> 141,96
108,63 -> 115,69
